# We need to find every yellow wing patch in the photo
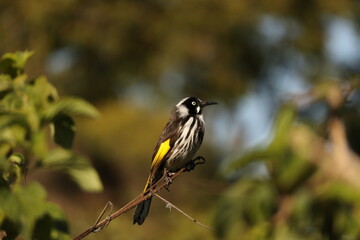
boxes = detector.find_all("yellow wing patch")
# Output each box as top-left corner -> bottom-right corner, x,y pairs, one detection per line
143,139 -> 171,192
151,139 -> 171,169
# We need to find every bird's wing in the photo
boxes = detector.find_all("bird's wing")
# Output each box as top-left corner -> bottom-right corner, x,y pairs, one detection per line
143,138 -> 171,191
143,117 -> 183,190
150,138 -> 171,172
151,115 -> 183,161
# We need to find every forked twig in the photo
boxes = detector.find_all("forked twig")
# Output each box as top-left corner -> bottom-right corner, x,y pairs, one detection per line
92,201 -> 113,233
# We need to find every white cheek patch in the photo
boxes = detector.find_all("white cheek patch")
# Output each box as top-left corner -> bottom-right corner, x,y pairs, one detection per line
196,106 -> 200,114
178,105 -> 189,118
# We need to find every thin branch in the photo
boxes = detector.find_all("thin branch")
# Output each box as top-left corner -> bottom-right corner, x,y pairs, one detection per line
73,167 -> 186,240
154,193 -> 216,232
92,201 -> 113,233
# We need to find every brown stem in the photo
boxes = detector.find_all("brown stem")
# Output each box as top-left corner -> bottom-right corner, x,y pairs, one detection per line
73,167 -> 186,240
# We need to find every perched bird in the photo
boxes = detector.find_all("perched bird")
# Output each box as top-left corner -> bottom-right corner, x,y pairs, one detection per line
133,97 -> 217,225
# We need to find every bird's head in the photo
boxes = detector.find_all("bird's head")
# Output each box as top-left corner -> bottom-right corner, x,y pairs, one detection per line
176,97 -> 217,118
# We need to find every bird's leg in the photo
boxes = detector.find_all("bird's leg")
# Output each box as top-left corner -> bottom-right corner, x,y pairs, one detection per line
163,168 -> 174,191
185,156 -> 206,172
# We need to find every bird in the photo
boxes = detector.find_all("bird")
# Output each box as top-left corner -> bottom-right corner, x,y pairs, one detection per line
133,96 -> 217,225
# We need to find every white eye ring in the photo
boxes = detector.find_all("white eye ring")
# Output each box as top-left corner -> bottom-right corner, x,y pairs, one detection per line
192,101 -> 196,106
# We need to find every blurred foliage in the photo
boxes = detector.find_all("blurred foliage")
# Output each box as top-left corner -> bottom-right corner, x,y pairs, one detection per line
0,51 -> 102,239
1,0 -> 359,102
216,80 -> 360,240
2,1 -> 360,239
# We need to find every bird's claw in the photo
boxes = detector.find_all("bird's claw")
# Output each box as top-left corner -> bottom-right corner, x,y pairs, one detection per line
163,168 -> 174,191
185,156 -> 206,172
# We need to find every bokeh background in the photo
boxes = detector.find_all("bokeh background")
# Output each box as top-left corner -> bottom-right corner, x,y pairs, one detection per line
2,0 -> 360,239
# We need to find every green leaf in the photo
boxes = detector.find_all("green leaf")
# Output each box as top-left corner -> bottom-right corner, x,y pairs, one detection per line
268,105 -> 296,152
2,153 -> 26,187
39,148 -> 76,168
275,155 -> 315,192
31,130 -> 48,159
214,179 -> 276,238
0,51 -> 34,77
224,106 -> 296,177
41,149 -> 103,192
2,51 -> 34,71
0,75 -> 12,98
0,182 -> 70,239
0,113 -> 31,134
0,144 -> 12,160
0,182 -> 47,239
53,114 -> 75,149
0,124 -> 27,150
26,76 -> 59,109
32,203 -> 70,240
67,167 -> 103,193
42,97 -> 99,122
224,148 -> 270,175
316,180 -> 360,203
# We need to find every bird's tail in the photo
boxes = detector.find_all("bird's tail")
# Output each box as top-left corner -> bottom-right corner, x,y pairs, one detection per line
133,196 -> 152,225
133,175 -> 152,225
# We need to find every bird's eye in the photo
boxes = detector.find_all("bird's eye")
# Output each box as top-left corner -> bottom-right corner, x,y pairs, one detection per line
192,101 -> 196,106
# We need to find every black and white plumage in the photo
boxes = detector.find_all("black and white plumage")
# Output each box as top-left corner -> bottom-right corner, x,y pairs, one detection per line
133,96 -> 217,225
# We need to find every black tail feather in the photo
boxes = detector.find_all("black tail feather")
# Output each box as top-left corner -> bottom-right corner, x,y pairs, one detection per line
133,197 -> 152,225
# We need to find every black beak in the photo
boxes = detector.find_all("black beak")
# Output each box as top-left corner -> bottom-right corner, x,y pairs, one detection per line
201,100 -> 218,107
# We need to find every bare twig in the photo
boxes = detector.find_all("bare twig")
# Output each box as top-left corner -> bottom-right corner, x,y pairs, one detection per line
73,167 -> 187,240
92,201 -> 113,233
154,193 -> 215,232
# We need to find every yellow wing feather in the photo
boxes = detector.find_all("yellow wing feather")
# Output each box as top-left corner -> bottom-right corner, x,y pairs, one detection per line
151,139 -> 171,169
143,139 -> 171,191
